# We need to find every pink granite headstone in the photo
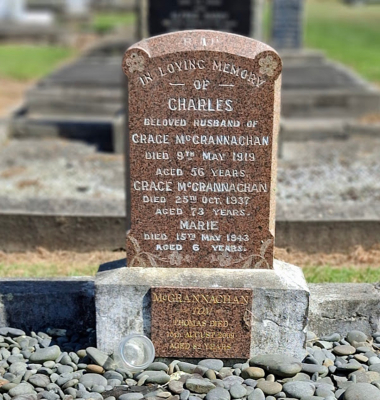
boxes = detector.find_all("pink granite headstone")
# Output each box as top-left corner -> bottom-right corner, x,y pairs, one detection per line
123,30 -> 282,269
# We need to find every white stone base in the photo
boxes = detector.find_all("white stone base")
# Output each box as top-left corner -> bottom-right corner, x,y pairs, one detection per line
95,259 -> 310,360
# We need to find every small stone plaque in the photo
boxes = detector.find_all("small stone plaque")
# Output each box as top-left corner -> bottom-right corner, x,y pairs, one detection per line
151,287 -> 253,358
123,31 -> 282,269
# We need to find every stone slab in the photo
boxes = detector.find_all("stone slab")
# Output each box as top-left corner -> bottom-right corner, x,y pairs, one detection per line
282,63 -> 366,90
0,212 -> 126,252
151,287 -> 253,359
10,114 -> 116,152
282,89 -> 380,118
123,30 -> 282,269
95,259 -> 309,359
40,58 -> 122,88
25,86 -> 122,117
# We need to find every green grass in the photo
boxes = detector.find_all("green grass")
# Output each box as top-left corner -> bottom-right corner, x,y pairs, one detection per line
304,0 -> 380,82
0,45 -> 76,81
303,265 -> 380,283
92,12 -> 136,34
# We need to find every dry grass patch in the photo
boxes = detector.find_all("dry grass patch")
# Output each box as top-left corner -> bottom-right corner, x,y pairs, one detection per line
0,248 -> 125,278
275,244 -> 380,268
1,246 -> 380,282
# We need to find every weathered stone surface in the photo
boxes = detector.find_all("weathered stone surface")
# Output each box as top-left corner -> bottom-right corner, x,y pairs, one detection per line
79,373 -> 108,389
198,359 -> 223,371
256,381 -> 282,395
185,378 -> 215,394
230,383 -> 247,398
28,374 -> 50,388
250,354 -> 302,377
241,367 -> 265,380
343,383 -> 380,400
333,345 -> 356,356
205,387 -> 230,400
86,347 -> 114,369
308,283 -> 380,337
135,371 -> 170,384
29,346 -> 61,363
282,381 -> 315,398
8,383 -> 35,397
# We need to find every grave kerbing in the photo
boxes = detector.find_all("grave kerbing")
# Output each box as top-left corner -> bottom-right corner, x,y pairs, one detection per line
95,30 -> 309,360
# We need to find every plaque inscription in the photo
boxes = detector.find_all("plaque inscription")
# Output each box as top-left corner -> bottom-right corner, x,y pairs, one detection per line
151,287 -> 253,359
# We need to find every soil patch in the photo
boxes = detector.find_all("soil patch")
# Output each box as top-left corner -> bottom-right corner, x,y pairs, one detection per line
0,77 -> 34,117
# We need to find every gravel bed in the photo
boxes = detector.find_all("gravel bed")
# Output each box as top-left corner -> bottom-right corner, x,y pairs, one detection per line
0,136 -> 379,217
278,136 -> 380,204
0,327 -> 380,400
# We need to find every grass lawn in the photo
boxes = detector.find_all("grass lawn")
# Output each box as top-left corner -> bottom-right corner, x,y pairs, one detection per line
0,45 -> 77,81
303,265 -> 380,283
92,11 -> 136,34
0,11 -> 135,81
304,0 -> 380,82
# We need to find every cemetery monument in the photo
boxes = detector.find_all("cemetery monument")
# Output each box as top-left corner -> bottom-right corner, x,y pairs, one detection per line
95,30 -> 309,360
137,0 -> 264,40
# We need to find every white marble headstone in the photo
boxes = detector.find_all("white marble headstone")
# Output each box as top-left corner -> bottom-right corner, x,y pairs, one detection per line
65,0 -> 90,15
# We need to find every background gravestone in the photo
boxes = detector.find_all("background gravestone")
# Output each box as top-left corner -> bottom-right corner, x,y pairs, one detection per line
138,0 -> 264,40
95,30 -> 310,360
272,0 -> 304,50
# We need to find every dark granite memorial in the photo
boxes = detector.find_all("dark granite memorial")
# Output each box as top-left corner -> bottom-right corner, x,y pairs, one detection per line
138,0 -> 262,39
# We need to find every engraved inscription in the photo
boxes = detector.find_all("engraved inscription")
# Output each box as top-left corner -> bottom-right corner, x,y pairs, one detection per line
151,287 -> 253,358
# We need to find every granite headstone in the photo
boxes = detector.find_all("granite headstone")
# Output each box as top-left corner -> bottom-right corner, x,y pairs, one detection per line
94,31 -> 309,360
123,30 -> 282,270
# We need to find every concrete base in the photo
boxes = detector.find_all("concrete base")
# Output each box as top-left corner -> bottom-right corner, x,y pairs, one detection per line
308,283 -> 380,337
95,259 -> 310,360
1,277 -> 379,345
